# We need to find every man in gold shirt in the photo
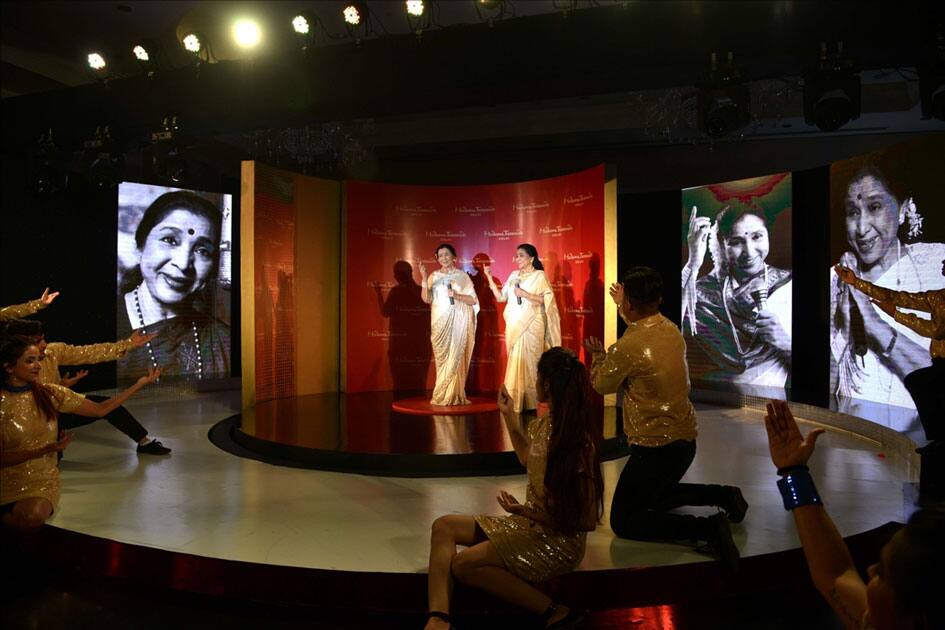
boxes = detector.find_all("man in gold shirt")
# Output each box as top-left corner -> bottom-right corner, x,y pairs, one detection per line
585,267 -> 746,570
2,293 -> 170,455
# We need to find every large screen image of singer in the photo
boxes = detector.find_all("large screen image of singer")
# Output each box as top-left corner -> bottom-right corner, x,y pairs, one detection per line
681,173 -> 793,395
829,136 -> 945,426
116,182 -> 233,383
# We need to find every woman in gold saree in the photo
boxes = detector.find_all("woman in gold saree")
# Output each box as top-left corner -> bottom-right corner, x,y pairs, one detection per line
484,244 -> 562,412
419,244 -> 479,406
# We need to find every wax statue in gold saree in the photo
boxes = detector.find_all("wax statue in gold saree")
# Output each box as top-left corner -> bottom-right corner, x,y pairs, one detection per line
501,270 -> 562,412
428,269 -> 479,406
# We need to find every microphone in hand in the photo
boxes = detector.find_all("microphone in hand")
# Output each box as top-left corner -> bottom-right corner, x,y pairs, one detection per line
447,280 -> 455,305
750,287 -> 768,312
516,282 -> 522,305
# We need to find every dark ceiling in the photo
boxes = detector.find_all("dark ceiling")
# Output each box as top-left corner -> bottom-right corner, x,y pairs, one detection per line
2,1 -> 945,188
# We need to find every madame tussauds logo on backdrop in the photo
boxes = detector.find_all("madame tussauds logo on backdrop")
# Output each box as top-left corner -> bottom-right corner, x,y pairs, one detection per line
369,228 -> 407,240
395,204 -> 437,215
564,193 -> 594,206
567,307 -> 593,316
485,331 -> 505,339
425,230 -> 467,239
454,205 -> 495,216
564,251 -> 593,263
367,280 -> 397,289
513,201 -> 549,214
368,330 -> 407,339
550,281 -> 573,289
484,229 -> 524,241
539,224 -> 574,237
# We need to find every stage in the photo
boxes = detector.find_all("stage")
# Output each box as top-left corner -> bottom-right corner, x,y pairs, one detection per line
37,390 -> 919,615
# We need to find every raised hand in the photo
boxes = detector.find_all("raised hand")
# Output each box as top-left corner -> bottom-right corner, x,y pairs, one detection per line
834,264 -> 856,286
40,288 -> 60,306
583,336 -> 605,355
129,329 -> 158,348
60,370 -> 89,388
763,400 -> 824,470
482,264 -> 492,278
687,206 -> 712,268
608,282 -> 624,306
497,490 -> 526,516
497,384 -> 514,416
137,366 -> 162,386
417,259 -> 427,278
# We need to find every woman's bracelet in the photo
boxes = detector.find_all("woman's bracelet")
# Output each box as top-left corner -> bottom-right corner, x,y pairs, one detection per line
777,468 -> 822,511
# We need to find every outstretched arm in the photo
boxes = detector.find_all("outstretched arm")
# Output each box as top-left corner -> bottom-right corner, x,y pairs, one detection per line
48,330 -> 157,366
497,385 -> 529,466
0,288 -> 58,321
71,368 -> 162,417
764,400 -> 867,629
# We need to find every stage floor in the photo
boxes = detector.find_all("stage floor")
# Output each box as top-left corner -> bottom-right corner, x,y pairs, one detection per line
49,391 -> 916,580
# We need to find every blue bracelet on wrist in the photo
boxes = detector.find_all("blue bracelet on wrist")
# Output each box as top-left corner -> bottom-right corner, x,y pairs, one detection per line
777,469 -> 822,511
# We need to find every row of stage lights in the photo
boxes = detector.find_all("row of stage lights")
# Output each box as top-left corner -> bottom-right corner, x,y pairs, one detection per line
85,0 -> 509,72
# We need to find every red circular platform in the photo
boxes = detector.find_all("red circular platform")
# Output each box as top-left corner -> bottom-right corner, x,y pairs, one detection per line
391,396 -> 498,416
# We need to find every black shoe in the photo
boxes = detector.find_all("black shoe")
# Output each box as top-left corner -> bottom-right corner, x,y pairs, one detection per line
137,440 -> 171,455
724,486 -> 749,523
704,512 -> 740,572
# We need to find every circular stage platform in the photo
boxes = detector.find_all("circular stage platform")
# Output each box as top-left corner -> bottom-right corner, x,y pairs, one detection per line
391,395 -> 498,416
213,391 -> 629,477
41,392 -> 920,617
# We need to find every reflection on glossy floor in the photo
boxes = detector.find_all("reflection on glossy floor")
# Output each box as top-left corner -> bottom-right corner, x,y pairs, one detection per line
239,391 -> 619,455
51,392 -> 914,574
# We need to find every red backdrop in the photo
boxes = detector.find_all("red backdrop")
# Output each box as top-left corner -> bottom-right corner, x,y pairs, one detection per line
345,164 -> 605,394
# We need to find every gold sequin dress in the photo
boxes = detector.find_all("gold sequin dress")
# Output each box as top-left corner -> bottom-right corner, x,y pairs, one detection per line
475,414 -> 586,582
1,384 -> 86,510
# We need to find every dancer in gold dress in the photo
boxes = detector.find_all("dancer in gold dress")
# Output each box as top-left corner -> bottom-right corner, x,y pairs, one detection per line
1,336 -> 160,531
419,244 -> 478,406
424,348 -> 603,629
483,244 -> 561,412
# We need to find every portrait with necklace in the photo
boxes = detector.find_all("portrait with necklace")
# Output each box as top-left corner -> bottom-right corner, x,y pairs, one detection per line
116,189 -> 231,382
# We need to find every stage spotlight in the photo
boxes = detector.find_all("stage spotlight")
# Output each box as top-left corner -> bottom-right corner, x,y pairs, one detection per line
132,45 -> 150,62
87,52 -> 106,71
182,32 -> 202,54
479,0 -> 504,8
698,52 -> 750,138
406,1 -> 425,17
232,18 -> 261,49
803,42 -> 860,132
343,2 -> 365,26
292,14 -> 312,35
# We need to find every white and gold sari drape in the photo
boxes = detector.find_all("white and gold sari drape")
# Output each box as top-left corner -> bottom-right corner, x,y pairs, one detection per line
502,270 -> 561,411
429,270 -> 479,405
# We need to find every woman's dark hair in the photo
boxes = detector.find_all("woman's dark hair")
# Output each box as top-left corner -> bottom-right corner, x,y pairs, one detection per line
847,163 -> 906,207
516,243 -> 544,271
715,200 -> 771,242
537,347 -> 604,536
886,506 -> 945,625
135,191 -> 222,249
0,335 -> 58,422
434,243 -> 457,257
121,191 -> 224,294
622,267 -> 663,310
1,318 -> 44,338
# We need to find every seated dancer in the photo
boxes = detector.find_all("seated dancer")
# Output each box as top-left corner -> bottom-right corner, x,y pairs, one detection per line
425,348 -> 603,629
1,335 -> 161,531
763,400 -> 943,629
585,267 -> 746,569
2,296 -> 170,455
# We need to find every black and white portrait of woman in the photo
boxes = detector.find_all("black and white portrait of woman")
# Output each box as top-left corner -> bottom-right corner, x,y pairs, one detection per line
117,183 -> 233,382
829,137 -> 945,418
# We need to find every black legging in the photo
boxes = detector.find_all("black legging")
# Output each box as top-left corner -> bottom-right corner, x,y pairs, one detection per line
904,358 -> 945,442
58,394 -> 148,443
610,439 -> 732,542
